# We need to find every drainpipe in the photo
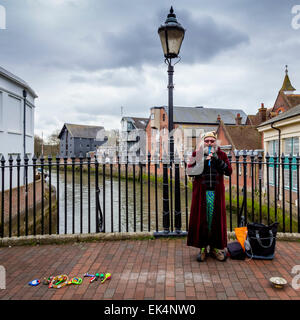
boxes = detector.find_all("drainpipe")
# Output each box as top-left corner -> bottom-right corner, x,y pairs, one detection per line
23,89 -> 27,185
23,89 -> 27,159
271,122 -> 281,200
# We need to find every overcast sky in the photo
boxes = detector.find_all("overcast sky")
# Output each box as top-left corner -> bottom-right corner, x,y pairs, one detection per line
1,0 -> 300,139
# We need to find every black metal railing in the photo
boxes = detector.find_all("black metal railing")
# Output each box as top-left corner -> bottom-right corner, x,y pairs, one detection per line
0,150 -> 299,238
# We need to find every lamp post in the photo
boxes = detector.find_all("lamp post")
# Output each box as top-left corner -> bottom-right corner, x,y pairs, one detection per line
158,6 -> 185,163
155,7 -> 186,237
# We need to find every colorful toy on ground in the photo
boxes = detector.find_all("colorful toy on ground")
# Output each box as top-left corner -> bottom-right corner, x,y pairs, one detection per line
84,273 -> 95,278
90,273 -> 100,283
100,273 -> 105,281
28,279 -> 40,286
101,273 -> 111,284
67,277 -> 82,285
43,276 -> 54,285
48,274 -> 69,289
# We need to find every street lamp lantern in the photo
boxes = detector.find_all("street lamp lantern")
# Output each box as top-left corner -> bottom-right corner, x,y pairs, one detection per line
158,6 -> 185,60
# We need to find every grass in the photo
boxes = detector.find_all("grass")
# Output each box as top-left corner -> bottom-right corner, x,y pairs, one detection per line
225,191 -> 298,232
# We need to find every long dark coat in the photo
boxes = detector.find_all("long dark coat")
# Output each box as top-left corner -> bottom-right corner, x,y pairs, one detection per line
187,148 -> 232,250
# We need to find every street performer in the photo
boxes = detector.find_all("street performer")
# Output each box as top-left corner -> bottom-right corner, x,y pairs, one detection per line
187,131 -> 232,262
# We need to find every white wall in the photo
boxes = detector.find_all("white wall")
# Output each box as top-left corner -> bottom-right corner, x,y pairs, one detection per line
0,75 -> 36,190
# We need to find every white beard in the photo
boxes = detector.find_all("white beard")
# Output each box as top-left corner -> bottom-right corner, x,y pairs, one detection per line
204,146 -> 216,155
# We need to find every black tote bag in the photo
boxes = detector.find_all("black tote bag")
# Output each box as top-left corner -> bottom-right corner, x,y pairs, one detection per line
245,222 -> 279,260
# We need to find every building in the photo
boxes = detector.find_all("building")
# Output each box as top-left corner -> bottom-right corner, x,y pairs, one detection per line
271,66 -> 300,116
257,103 -> 300,205
58,123 -> 106,159
0,66 -> 37,189
247,66 -> 300,126
146,105 -> 248,161
217,119 -> 263,190
119,116 -> 148,161
96,129 -> 119,163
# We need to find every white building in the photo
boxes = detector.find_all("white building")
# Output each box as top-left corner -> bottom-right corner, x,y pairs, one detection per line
120,116 -> 148,162
0,66 -> 37,189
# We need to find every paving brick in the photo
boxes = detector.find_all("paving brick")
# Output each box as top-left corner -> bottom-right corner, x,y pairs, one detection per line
0,239 -> 299,300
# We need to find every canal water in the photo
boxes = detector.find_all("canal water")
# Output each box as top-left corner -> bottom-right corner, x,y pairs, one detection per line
50,170 -> 192,234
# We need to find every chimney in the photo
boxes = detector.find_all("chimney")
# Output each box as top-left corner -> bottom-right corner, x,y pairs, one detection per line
258,103 -> 267,123
217,114 -> 221,122
235,113 -> 242,125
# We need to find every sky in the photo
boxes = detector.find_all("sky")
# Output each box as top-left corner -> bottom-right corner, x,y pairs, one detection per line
1,0 -> 300,140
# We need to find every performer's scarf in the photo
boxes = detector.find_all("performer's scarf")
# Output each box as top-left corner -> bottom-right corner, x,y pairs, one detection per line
206,191 -> 215,232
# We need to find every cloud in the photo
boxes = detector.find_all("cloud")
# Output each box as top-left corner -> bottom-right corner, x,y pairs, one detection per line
0,0 -> 300,140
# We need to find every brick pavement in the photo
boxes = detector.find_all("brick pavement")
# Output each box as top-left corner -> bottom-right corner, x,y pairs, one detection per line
0,238 -> 300,300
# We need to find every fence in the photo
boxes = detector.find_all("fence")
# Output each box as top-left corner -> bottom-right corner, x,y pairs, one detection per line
0,151 -> 299,239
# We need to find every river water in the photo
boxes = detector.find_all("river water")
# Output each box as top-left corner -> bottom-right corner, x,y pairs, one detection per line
50,170 -> 192,234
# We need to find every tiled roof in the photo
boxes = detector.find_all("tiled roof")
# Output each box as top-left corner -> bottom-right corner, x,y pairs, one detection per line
222,124 -> 263,150
257,104 -> 300,127
161,106 -> 247,124
58,123 -> 104,139
121,117 -> 149,129
285,94 -> 300,108
0,66 -> 38,98
130,117 -> 149,129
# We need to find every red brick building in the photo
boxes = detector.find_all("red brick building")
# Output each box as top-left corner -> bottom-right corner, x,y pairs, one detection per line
217,119 -> 263,191
146,105 -> 248,176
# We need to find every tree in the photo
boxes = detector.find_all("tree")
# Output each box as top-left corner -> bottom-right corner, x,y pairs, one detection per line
34,135 -> 44,158
43,129 -> 60,156
47,129 -> 60,146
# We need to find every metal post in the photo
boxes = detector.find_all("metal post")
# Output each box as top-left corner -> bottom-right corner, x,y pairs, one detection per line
258,152 -> 263,223
168,63 -> 174,163
235,151 -> 240,226
55,155 -> 60,234
174,153 -> 182,233
274,153 -> 278,222
23,90 -> 27,185
8,155 -> 13,237
1,156 -> 5,238
281,153 -> 285,232
266,152 -> 270,225
87,153 -> 91,233
289,153 -> 293,232
17,154 -> 22,236
242,150 -> 247,225
154,152 -> 170,237
228,152 -> 233,231
297,153 -> 300,233
48,155 -> 52,235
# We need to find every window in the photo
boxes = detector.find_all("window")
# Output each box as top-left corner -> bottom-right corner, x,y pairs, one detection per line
163,114 -> 165,121
281,142 -> 298,191
127,122 -> 135,131
26,104 -> 33,135
151,113 -> 154,120
284,137 -> 299,156
268,140 -> 280,187
0,91 -> 3,130
268,140 -> 279,156
7,95 -> 21,133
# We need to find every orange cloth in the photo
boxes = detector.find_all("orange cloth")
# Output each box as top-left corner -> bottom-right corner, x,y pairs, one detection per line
234,227 -> 248,251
